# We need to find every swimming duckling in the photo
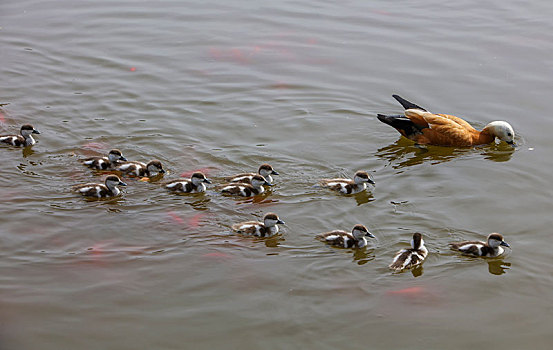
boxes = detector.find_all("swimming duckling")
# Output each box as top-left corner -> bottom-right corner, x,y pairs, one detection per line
73,175 -> 127,198
389,233 -> 428,271
377,95 -> 515,146
165,172 -> 212,193
0,124 -> 41,146
115,159 -> 165,177
319,171 -> 375,194
225,163 -> 279,185
450,233 -> 510,257
220,174 -> 272,197
82,149 -> 127,170
316,224 -> 375,248
231,213 -> 285,237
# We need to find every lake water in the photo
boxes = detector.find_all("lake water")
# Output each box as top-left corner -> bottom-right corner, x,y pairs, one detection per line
1,0 -> 553,348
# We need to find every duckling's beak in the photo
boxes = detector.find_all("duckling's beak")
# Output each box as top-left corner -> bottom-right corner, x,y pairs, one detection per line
265,181 -> 274,186
368,178 -> 376,185
119,181 -> 127,186
500,241 -> 510,248
159,169 -> 166,174
277,219 -> 285,225
506,140 -> 515,146
366,231 -> 376,239
33,129 -> 41,134
120,156 -> 128,161
271,170 -> 279,175
204,178 -> 212,184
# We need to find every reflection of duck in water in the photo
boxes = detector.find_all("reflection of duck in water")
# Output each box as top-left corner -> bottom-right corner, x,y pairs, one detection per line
377,95 -> 515,147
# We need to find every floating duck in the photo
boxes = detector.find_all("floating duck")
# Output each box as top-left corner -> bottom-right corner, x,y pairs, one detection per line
319,170 -> 375,194
82,149 -> 127,170
225,163 -> 279,185
316,224 -> 375,248
450,233 -> 510,257
231,212 -> 285,237
389,232 -> 428,271
73,175 -> 127,198
220,174 -> 272,197
165,172 -> 212,193
377,95 -> 515,146
115,159 -> 165,177
0,124 -> 41,146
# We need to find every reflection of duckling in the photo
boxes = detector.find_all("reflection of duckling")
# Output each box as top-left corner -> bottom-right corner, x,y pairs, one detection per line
220,175 -> 272,197
319,171 -> 375,194
225,163 -> 279,185
0,124 -> 41,146
165,172 -> 211,193
115,160 -> 165,177
316,224 -> 375,248
389,233 -> 428,271
73,175 -> 127,198
232,213 -> 285,237
450,233 -> 510,257
378,95 -> 515,146
82,149 -> 127,170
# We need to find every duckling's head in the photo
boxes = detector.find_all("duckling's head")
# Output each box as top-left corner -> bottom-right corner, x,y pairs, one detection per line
251,174 -> 272,187
488,233 -> 510,248
105,175 -> 127,189
411,232 -> 425,250
353,171 -> 375,185
20,124 -> 40,137
352,224 -> 375,240
108,149 -> 127,162
258,164 -> 278,177
147,160 -> 165,174
486,121 -> 515,145
191,172 -> 211,185
263,212 -> 285,227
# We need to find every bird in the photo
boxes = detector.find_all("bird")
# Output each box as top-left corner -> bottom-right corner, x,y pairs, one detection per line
316,224 -> 375,248
377,95 -> 515,146
82,149 -> 127,170
164,172 -> 212,193
220,174 -> 272,197
389,232 -> 428,271
115,159 -> 165,177
231,213 -> 285,237
225,163 -> 279,185
319,170 -> 375,194
0,124 -> 41,146
73,175 -> 127,198
450,233 -> 510,257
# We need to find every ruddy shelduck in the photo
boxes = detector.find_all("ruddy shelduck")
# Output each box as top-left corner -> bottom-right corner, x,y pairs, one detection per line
377,95 -> 515,147
450,233 -> 510,257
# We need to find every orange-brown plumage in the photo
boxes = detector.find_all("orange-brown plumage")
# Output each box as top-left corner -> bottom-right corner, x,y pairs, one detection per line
377,95 -> 515,147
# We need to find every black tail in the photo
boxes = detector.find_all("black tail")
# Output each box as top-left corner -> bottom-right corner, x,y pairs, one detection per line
377,114 -> 423,137
392,95 -> 427,111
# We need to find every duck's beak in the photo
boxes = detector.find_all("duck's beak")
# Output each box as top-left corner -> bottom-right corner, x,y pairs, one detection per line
265,181 -> 274,186
119,181 -> 127,186
277,219 -> 285,225
366,231 -> 376,239
271,170 -> 279,175
500,241 -> 510,248
33,129 -> 41,134
120,156 -> 128,161
159,169 -> 166,174
204,178 -> 212,184
506,140 -> 515,146
368,178 -> 376,185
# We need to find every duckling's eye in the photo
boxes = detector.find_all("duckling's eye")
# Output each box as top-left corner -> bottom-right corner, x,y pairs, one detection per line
507,132 -> 512,137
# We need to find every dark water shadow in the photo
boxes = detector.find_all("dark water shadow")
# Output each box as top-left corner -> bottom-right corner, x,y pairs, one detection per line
487,259 -> 511,275
352,248 -> 375,265
375,138 -> 515,170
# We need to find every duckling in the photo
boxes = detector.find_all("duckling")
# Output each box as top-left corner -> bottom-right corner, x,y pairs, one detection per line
450,233 -> 510,257
115,159 -> 165,177
231,213 -> 285,237
319,170 -> 375,194
316,224 -> 375,248
165,172 -> 212,193
225,163 -> 279,185
0,124 -> 40,146
377,94 -> 515,146
82,149 -> 127,170
389,233 -> 428,271
220,174 -> 272,197
73,175 -> 127,198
